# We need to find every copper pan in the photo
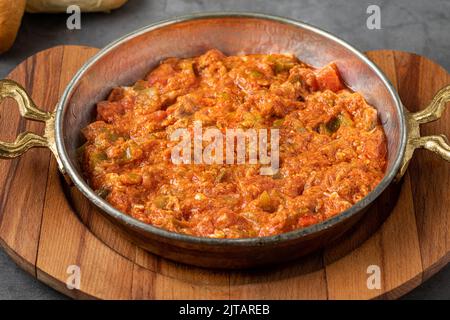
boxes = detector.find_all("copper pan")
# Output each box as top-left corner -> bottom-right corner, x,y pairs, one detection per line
1,13 -> 449,268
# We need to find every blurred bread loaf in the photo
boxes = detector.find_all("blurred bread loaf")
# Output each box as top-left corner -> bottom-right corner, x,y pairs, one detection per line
26,0 -> 128,13
0,0 -> 128,54
0,0 -> 26,53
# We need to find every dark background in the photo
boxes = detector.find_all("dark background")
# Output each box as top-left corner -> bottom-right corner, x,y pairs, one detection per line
0,0 -> 449,299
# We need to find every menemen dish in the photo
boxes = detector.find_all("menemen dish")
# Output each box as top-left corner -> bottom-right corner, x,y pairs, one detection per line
80,49 -> 387,238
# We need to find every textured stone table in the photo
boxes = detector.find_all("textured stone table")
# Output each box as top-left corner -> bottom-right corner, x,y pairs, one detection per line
0,0 -> 448,299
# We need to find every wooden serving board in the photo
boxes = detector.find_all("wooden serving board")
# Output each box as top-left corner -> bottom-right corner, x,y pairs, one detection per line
0,46 -> 448,300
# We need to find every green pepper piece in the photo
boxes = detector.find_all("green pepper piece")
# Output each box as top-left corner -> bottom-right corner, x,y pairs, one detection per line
215,168 -> 228,183
154,195 -> 169,209
133,80 -> 148,91
258,191 -> 275,212
249,70 -> 263,78
337,113 -> 354,127
273,118 -> 284,128
95,188 -> 109,199
326,117 -> 341,133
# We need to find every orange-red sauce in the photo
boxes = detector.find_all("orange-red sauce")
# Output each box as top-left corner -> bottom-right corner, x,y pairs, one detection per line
81,49 -> 387,238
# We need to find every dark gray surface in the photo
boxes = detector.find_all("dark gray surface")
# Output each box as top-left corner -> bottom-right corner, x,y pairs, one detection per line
0,0 -> 448,300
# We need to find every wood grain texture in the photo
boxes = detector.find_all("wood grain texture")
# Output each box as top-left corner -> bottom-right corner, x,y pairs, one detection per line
393,51 -> 450,281
0,46 -> 448,299
0,47 -> 64,275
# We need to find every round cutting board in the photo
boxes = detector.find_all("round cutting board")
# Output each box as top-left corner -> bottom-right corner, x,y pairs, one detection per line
0,46 -> 448,299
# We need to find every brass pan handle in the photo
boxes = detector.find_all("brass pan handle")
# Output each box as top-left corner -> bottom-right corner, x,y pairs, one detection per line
398,85 -> 450,178
0,79 -> 63,171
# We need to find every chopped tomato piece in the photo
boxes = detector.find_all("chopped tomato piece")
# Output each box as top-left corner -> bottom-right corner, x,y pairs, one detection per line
298,215 -> 319,227
315,63 -> 344,92
97,101 -> 124,123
